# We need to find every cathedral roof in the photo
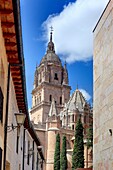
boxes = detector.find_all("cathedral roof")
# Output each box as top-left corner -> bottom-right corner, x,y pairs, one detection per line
40,31 -> 61,65
66,89 -> 86,112
41,52 -> 61,64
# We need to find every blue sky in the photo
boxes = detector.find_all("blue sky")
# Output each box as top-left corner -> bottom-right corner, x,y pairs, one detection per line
20,0 -> 109,109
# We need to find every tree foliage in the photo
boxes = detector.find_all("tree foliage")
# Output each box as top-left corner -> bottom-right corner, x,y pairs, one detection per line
72,118 -> 84,170
60,135 -> 67,170
54,133 -> 60,170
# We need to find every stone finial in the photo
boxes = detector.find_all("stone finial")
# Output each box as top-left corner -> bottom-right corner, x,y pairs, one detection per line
49,98 -> 57,117
63,61 -> 69,85
76,83 -> 78,90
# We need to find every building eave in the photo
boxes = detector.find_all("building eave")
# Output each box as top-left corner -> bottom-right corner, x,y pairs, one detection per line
93,0 -> 111,33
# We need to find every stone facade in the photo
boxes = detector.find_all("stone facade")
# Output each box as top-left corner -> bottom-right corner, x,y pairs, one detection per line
60,89 -> 92,132
31,32 -> 93,169
30,31 -> 71,124
93,0 -> 113,169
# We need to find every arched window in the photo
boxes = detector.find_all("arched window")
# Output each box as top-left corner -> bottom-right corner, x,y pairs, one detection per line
35,96 -> 36,105
72,114 -> 74,122
72,124 -> 74,130
40,96 -> 41,102
49,95 -> 52,102
54,73 -> 58,80
60,97 -> 62,104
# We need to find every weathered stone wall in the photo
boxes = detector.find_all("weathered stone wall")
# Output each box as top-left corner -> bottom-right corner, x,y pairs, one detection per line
93,0 -> 113,169
31,82 -> 70,124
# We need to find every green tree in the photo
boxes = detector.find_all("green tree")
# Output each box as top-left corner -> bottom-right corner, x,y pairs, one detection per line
72,118 -> 84,170
60,135 -> 67,170
54,133 -> 60,170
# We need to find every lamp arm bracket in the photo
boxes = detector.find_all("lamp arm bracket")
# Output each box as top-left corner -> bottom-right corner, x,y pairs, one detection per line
6,123 -> 18,132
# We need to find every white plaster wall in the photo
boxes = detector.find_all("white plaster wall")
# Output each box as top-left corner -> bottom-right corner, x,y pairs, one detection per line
7,76 -> 22,169
7,76 -> 41,170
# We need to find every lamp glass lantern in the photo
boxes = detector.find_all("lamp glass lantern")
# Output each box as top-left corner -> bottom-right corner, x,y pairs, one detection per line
15,113 -> 26,126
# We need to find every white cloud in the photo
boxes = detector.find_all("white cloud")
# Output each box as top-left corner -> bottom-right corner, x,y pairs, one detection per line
42,0 -> 109,63
79,89 -> 91,101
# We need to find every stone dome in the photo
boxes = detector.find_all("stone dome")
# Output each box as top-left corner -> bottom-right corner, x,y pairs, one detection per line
66,89 -> 86,112
40,52 -> 61,64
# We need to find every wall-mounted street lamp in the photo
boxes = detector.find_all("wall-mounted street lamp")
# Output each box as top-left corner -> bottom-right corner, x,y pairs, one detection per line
6,112 -> 26,132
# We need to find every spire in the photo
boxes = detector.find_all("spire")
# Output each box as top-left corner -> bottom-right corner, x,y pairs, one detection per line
76,84 -> 78,90
49,98 -> 57,117
63,60 -> 69,85
47,26 -> 55,53
64,60 -> 67,69
34,64 -> 38,88
36,62 -> 38,69
50,26 -> 53,42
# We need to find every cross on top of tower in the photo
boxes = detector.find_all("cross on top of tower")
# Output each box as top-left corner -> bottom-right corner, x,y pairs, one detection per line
50,26 -> 53,32
46,26 -> 55,53
50,26 -> 53,42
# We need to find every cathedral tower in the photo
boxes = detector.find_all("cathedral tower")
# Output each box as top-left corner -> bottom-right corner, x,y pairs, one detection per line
30,31 -> 71,124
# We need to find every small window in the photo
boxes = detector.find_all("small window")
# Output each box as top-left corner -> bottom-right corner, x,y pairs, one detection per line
0,87 -> 3,122
39,96 -> 41,102
0,147 -> 2,170
60,97 -> 62,105
72,114 -> 74,122
49,95 -> 52,102
75,115 -> 77,122
54,73 -> 58,80
72,124 -> 74,130
84,115 -> 86,124
35,96 -> 36,105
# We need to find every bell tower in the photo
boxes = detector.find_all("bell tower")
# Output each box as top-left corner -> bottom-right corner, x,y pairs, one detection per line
30,30 -> 71,124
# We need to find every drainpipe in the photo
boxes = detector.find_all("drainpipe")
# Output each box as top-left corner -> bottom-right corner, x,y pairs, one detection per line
3,63 -> 10,170
42,159 -> 43,170
32,141 -> 34,170
22,128 -> 26,170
